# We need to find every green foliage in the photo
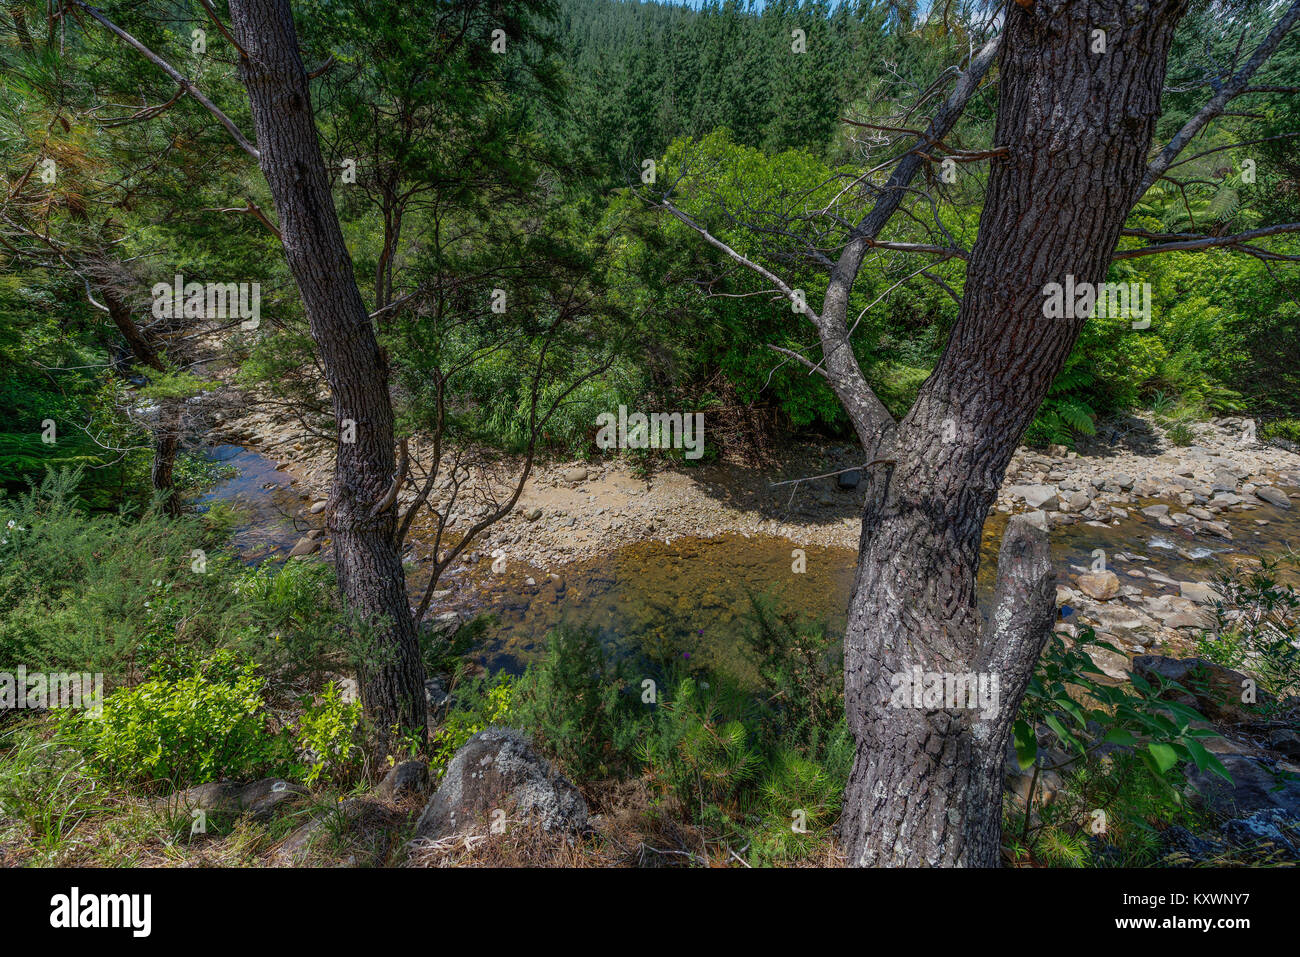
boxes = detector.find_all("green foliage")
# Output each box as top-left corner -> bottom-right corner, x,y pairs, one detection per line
741,594 -> 842,754
1196,560 -> 1300,700
1261,419 -> 1300,445
637,674 -> 759,832
295,682 -> 365,788
1166,422 -> 1196,447
430,675 -> 515,777
74,652 -> 288,787
0,471 -> 343,686
510,627 -> 642,781
1007,624 -> 1230,865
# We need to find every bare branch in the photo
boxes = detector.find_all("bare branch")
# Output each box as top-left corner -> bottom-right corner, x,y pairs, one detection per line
1140,0 -> 1300,194
72,0 -> 261,160
1113,222 -> 1300,261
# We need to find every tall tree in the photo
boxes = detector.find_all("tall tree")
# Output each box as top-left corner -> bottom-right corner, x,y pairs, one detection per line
224,0 -> 427,753
660,0 -> 1300,865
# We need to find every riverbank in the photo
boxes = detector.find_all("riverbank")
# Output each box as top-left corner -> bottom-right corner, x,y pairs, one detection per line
214,407 -> 1300,563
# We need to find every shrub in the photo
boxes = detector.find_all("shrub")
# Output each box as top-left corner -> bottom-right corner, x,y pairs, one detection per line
1195,559 -> 1300,699
294,681 -> 365,787
1166,422 -> 1195,446
1261,419 -> 1300,444
430,674 -> 514,777
510,627 -> 643,781
75,652 -> 288,787
742,595 -> 842,755
637,675 -> 759,832
1006,625 -> 1229,865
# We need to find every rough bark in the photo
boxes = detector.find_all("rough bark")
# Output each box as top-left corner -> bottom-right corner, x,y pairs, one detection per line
840,0 -> 1189,866
227,0 -> 426,753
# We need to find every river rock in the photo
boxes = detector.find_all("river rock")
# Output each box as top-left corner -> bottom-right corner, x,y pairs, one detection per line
1140,504 -> 1170,519
1011,485 -> 1060,510
1022,509 -> 1049,532
1187,754 -> 1300,818
1269,729 -> 1300,761
376,760 -> 431,801
1179,581 -> 1222,604
414,728 -> 588,840
289,535 -> 321,558
1088,645 -> 1131,681
1255,486 -> 1292,509
1064,490 -> 1092,512
562,467 -> 589,484
169,778 -> 307,819
427,611 -> 461,638
1076,570 -> 1120,601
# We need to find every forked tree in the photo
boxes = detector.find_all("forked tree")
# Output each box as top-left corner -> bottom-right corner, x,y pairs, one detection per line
660,0 -> 1300,865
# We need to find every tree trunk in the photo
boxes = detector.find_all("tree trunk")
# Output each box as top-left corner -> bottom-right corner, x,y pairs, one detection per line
840,0 -> 1189,866
103,286 -> 181,516
228,0 -> 427,754
151,399 -> 183,517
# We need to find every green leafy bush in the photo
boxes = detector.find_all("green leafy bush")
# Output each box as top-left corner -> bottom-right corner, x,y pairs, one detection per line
1195,560 -> 1300,699
295,681 -> 365,787
75,652 -> 288,787
1261,419 -> 1300,444
510,627 -> 642,781
430,675 -> 515,777
1006,625 -> 1229,865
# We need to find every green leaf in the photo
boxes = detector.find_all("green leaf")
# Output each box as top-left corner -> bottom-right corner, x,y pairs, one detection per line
1147,742 -> 1178,774
1012,719 -> 1037,771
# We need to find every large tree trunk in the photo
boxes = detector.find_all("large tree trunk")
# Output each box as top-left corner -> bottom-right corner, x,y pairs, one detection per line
228,0 -> 427,754
840,0 -> 1189,866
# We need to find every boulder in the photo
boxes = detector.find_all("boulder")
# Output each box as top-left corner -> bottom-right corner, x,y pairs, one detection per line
170,778 -> 307,819
1179,581 -> 1222,604
1064,490 -> 1093,512
1088,645 -> 1131,681
1022,509 -> 1049,532
427,611 -> 461,638
289,536 -> 321,558
1268,729 -> 1300,761
415,728 -> 587,840
376,760 -> 431,801
1076,570 -> 1121,601
1011,485 -> 1060,510
1255,486 -> 1292,509
1187,753 -> 1300,819
837,469 -> 861,490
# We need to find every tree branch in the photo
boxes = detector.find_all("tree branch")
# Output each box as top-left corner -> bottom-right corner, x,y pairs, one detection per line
1139,0 -> 1300,194
72,0 -> 261,160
